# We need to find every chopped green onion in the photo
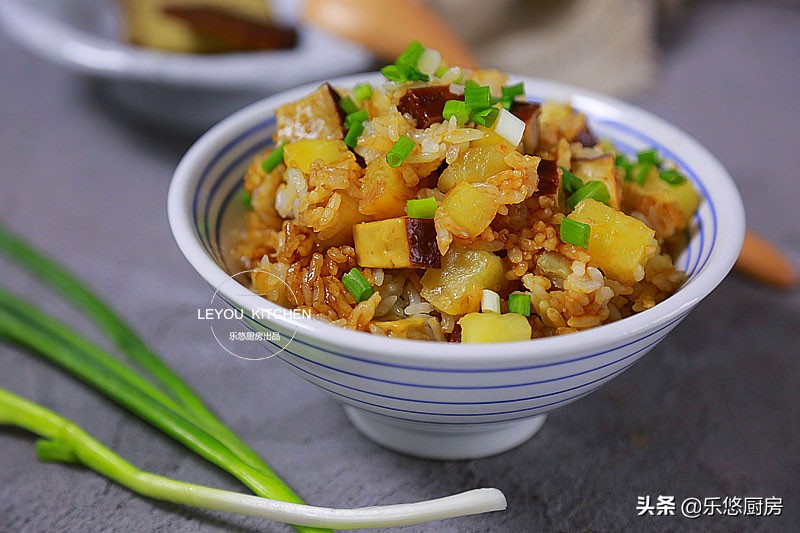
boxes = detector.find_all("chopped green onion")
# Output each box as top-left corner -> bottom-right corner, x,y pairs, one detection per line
338,97 -> 358,115
501,82 -> 525,102
491,109 -> 524,145
406,197 -> 438,219
380,64 -> 429,83
352,83 -> 372,103
443,100 -> 470,125
386,136 -> 415,168
560,167 -> 583,194
396,40 -> 425,67
470,107 -> 499,127
637,149 -> 660,166
464,80 -> 480,89
240,189 -> 252,211
344,122 -> 364,148
507,293 -> 531,317
566,181 -> 611,210
464,85 -> 491,110
434,63 -> 449,78
560,218 -> 591,249
615,154 -> 632,181
481,289 -> 501,313
262,142 -> 286,173
659,168 -> 687,185
342,268 -> 374,302
634,162 -> 652,185
344,109 -> 368,129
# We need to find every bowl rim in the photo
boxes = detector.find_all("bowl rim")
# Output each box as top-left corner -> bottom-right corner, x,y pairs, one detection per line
168,72 -> 745,365
0,0 -> 372,89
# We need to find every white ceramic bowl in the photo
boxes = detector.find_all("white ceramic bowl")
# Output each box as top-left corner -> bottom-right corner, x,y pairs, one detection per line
168,73 -> 745,460
0,0 -> 373,130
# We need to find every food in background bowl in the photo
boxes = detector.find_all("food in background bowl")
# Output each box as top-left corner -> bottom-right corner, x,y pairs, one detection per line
235,42 -> 700,343
120,0 -> 298,53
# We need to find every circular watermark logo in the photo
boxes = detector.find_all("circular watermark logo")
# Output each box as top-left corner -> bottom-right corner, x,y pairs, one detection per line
199,269 -> 310,361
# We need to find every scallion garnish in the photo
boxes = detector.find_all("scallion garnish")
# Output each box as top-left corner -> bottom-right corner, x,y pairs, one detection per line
566,180 -> 611,210
442,100 -> 470,125
464,85 -> 491,110
397,40 -> 426,68
560,166 -> 583,194
406,197 -> 438,219
381,41 -> 430,83
344,122 -> 364,148
500,82 -> 525,108
262,142 -> 286,173
615,154 -> 633,181
507,293 -> 531,317
240,189 -> 253,210
434,63 -> 449,78
560,218 -> 591,249
342,268 -> 374,302
637,149 -> 660,166
470,106 -> 499,127
634,162 -> 652,185
352,83 -> 372,103
481,290 -> 501,313
386,136 -> 415,168
344,109 -> 368,129
659,168 -> 687,185
338,96 -> 358,115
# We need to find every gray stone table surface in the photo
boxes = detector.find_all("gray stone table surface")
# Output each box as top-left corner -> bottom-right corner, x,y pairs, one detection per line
1,1 -> 798,531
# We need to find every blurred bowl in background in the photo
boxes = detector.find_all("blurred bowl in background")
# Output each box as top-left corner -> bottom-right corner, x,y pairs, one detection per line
0,0 -> 374,131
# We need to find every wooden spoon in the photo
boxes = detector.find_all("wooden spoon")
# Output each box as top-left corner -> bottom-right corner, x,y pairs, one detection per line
304,0 -> 798,289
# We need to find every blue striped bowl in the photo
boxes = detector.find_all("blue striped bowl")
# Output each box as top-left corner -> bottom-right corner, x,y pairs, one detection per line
168,74 -> 745,459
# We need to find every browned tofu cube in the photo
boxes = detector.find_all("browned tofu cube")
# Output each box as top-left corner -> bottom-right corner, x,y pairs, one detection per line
353,217 -> 440,269
275,83 -> 344,143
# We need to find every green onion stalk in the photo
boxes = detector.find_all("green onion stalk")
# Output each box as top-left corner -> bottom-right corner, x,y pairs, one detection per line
0,388 -> 506,529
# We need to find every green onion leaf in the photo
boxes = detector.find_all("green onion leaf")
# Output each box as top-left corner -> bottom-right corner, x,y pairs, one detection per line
560,166 -> 583,194
380,64 -> 429,83
240,189 -> 252,211
464,85 -> 491,110
560,218 -> 591,249
637,149 -> 660,166
338,97 -> 358,115
464,80 -> 480,89
566,180 -> 611,210
434,63 -> 449,78
615,154 -> 633,181
470,107 -> 499,127
344,122 -> 364,148
396,40 -> 426,67
406,197 -> 438,219
507,293 -> 531,317
386,136 -> 416,168
352,83 -> 372,103
659,168 -> 687,185
634,162 -> 652,185
262,142 -> 286,173
342,268 -> 374,302
442,100 -> 469,125
344,109 -> 368,129
501,82 -> 524,101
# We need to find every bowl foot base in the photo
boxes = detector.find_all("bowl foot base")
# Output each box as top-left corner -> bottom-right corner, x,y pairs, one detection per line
344,407 -> 547,460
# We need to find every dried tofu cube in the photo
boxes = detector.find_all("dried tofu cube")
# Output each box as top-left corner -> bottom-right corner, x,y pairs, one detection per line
353,217 -> 440,269
459,312 -> 532,343
420,246 -> 505,315
275,83 -> 343,143
568,198 -> 656,284
572,153 -> 622,209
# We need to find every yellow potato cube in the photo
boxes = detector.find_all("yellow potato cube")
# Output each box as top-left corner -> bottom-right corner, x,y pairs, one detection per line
640,167 -> 700,219
438,145 -> 511,192
439,182 -> 498,238
283,139 -> 348,174
459,312 -> 532,343
421,246 -> 505,315
569,198 -> 656,284
359,158 -> 416,218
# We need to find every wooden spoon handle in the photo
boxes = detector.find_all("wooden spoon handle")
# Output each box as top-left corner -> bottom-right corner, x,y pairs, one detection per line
735,230 -> 798,289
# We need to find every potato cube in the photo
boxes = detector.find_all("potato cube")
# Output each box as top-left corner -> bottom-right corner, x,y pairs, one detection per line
359,158 -> 416,218
439,181 -> 499,239
569,198 -> 656,284
421,246 -> 505,315
354,217 -> 440,269
370,317 -> 429,339
283,139 -> 348,174
459,312 -> 532,343
639,166 -> 700,219
275,83 -> 344,143
438,145 -> 511,192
